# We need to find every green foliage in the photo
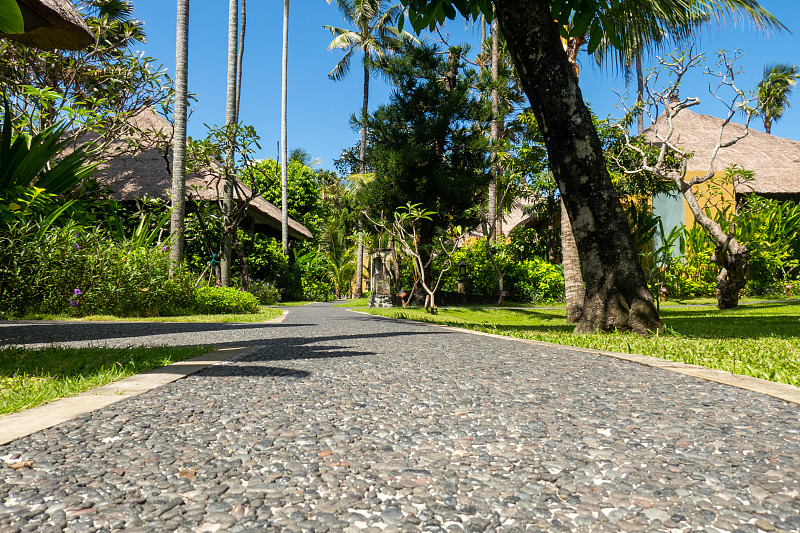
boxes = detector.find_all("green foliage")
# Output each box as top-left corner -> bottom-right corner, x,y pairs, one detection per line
0,222 -> 196,318
244,159 -> 326,238
0,101 -> 98,196
738,196 -> 800,295
0,0 -> 170,144
295,251 -> 335,302
246,279 -> 281,305
438,239 -> 564,303
236,233 -> 289,289
641,196 -> 800,299
757,63 -> 800,132
361,42 -> 489,240
0,0 -> 24,34
193,286 -> 260,314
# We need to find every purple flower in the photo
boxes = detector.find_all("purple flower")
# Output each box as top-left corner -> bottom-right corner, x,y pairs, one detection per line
69,299 -> 77,307
162,244 -> 167,252
75,243 -> 80,250
74,288 -> 82,296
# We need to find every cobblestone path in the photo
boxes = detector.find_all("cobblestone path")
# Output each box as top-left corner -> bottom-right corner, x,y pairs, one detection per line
1,302 -> 800,532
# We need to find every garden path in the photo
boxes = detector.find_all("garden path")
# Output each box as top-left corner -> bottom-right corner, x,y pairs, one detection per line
1,302 -> 800,532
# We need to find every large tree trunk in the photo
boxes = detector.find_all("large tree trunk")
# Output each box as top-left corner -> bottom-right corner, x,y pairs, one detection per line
169,0 -> 189,274
714,242 -> 749,309
495,0 -> 662,334
221,0 -> 239,287
561,198 -> 584,322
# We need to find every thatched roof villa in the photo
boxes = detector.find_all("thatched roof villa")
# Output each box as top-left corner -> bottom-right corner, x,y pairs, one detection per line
643,109 -> 800,202
642,110 -> 800,235
89,108 -> 312,241
0,0 -> 93,50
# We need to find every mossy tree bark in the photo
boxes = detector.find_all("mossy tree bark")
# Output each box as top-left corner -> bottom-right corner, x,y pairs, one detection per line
495,0 -> 662,334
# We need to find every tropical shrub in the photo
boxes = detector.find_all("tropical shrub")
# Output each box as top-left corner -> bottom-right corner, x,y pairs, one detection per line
0,221 -> 195,318
295,251 -> 335,302
193,286 -> 259,314
511,258 -> 565,303
439,239 -> 564,303
246,279 -> 281,305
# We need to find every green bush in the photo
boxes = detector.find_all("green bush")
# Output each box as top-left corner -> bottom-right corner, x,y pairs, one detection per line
0,221 -> 196,318
246,279 -> 281,305
510,258 -> 565,303
301,277 -> 334,302
438,239 -> 564,303
193,286 -> 259,314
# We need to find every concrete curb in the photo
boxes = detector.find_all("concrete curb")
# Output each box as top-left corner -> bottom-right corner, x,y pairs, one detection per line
0,346 -> 254,446
349,309 -> 800,407
0,312 -> 288,446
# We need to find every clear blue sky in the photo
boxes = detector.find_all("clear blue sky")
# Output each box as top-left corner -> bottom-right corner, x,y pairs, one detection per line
131,1 -> 800,173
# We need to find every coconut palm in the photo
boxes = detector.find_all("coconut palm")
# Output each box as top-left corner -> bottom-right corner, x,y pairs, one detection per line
170,0 -> 189,271
757,63 -> 800,134
281,0 -> 289,253
324,0 -> 417,296
221,0 -> 240,286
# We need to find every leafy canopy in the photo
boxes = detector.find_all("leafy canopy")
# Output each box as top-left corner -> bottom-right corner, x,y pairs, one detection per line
399,0 -> 784,54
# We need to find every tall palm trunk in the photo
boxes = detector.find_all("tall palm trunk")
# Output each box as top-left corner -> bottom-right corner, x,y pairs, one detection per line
221,0 -> 239,287
235,0 -> 246,121
488,15 -> 499,242
355,58 -> 369,298
636,47 -> 644,135
281,0 -> 289,253
561,198 -> 584,321
561,54 -> 584,322
169,0 -> 189,274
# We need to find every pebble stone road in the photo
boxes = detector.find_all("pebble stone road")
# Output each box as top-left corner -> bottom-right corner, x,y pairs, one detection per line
1,302 -> 800,533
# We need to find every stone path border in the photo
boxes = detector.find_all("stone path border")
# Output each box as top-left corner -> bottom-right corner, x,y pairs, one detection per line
351,309 -> 800,406
0,311 -> 288,446
0,346 -> 253,446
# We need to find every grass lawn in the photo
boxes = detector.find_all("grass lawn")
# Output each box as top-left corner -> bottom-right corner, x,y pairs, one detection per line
20,306 -> 284,323
350,300 -> 800,387
1,306 -> 285,414
0,344 -> 212,415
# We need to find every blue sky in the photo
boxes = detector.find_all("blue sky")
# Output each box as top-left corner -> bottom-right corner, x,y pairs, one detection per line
131,1 -> 800,173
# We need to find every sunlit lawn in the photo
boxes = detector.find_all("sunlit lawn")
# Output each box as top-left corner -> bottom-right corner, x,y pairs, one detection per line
0,345 -> 212,415
1,306 -> 286,414
350,300 -> 800,387
20,306 -> 284,323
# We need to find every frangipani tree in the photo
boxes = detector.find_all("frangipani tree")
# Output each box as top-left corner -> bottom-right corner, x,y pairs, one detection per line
367,203 -> 465,314
614,49 -> 757,309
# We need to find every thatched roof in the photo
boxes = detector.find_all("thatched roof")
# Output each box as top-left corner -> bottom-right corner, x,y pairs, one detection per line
0,0 -> 93,50
642,110 -> 800,196
92,109 -> 312,241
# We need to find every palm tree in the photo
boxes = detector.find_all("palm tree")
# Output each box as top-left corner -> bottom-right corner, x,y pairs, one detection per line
221,0 -> 239,286
281,0 -> 290,254
557,0 -> 783,322
757,63 -> 800,134
324,0 -> 416,297
170,0 -> 189,273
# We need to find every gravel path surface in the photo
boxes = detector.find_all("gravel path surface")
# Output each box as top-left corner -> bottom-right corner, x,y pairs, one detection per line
2,302 -> 800,532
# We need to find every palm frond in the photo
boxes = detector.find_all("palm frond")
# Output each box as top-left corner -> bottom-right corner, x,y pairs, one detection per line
328,46 -> 357,81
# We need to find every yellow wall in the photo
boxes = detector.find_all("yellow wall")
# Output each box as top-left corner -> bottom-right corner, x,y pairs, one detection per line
681,171 -> 737,227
